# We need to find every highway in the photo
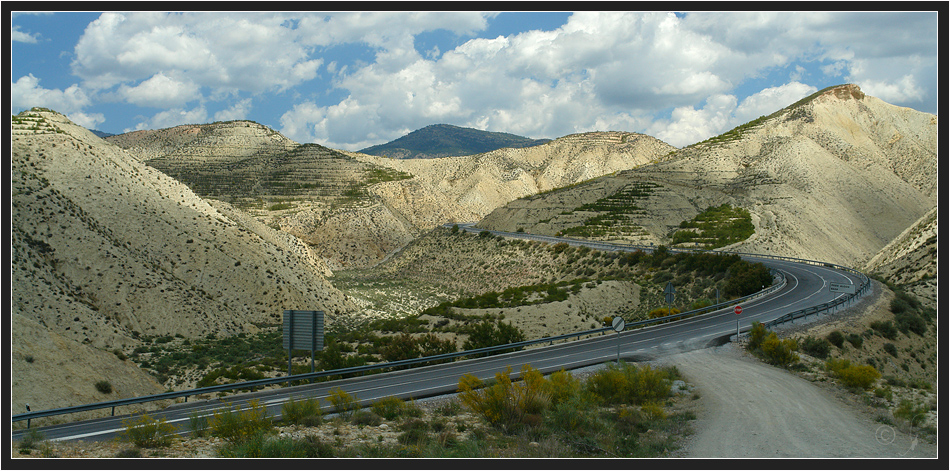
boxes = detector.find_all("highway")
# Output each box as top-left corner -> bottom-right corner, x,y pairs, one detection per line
12,226 -> 866,444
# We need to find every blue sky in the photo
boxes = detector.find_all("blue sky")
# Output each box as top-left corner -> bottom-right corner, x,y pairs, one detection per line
11,10 -> 940,150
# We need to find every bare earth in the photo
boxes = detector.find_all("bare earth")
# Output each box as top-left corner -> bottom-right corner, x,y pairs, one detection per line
663,344 -> 937,458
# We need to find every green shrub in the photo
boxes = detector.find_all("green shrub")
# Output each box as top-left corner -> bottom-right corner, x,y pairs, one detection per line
457,365 -> 551,431
217,432 -> 312,458
188,412 -> 209,437
895,312 -> 927,336
845,333 -> 863,349
826,331 -> 845,349
209,400 -> 273,443
870,320 -> 898,340
544,395 -> 603,437
747,322 -> 768,352
883,343 -> 898,357
122,412 -> 176,448
95,380 -> 113,394
835,364 -> 881,390
799,336 -> 831,359
352,410 -> 383,426
648,307 -> 681,319
462,320 -> 526,356
760,333 -> 798,368
281,397 -> 323,426
894,400 -> 928,426
371,396 -> 407,420
543,369 -> 582,406
327,387 -> 360,420
585,362 -> 671,406
17,428 -> 45,453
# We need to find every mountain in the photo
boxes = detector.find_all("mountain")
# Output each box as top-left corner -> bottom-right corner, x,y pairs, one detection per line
11,109 -> 355,418
357,123 -> 551,159
89,129 -> 115,138
110,122 -> 672,270
479,84 -> 937,269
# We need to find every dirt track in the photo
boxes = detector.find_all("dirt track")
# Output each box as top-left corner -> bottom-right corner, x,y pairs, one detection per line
662,344 -> 937,458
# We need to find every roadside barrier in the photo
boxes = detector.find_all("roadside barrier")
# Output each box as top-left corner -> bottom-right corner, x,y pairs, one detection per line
13,227 -> 866,427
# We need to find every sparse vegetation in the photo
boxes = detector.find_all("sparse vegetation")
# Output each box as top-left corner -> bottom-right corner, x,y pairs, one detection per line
455,362 -> 692,456
559,182 -> 658,239
95,380 -> 113,394
671,204 -> 754,249
122,412 -> 177,448
745,322 -> 798,368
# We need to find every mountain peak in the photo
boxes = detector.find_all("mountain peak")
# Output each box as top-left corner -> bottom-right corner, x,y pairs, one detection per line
358,124 -> 551,159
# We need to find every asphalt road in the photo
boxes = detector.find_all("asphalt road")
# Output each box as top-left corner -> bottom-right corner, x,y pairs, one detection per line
12,227 -> 865,444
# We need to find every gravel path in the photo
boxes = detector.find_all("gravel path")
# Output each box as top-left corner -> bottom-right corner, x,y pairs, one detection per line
661,344 -> 937,458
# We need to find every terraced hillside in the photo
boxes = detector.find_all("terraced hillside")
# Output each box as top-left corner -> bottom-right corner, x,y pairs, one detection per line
111,124 -> 413,205
481,85 -> 937,269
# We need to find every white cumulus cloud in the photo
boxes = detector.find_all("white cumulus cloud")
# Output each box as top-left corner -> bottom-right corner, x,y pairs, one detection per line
118,73 -> 201,108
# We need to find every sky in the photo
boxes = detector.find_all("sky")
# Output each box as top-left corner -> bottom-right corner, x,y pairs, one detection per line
10,10 -> 941,150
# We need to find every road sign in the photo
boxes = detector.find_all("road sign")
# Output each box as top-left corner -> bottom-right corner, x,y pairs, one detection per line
283,310 -> 325,377
664,282 -> 675,294
734,305 -> 743,315
829,282 -> 855,294
612,317 -> 626,332
283,310 -> 325,351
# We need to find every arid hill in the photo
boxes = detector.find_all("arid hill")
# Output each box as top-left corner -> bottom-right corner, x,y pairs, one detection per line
11,109 -> 354,417
111,125 -> 675,269
480,85 -> 937,270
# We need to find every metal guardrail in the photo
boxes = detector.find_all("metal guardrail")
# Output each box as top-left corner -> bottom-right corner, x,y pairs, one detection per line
13,227 -> 863,426
762,263 -> 871,330
456,224 -> 872,335
10,325 -> 604,425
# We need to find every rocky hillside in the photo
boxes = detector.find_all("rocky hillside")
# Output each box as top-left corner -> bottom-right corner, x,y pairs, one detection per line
355,131 -> 676,230
113,123 -> 674,270
107,120 -> 298,164
864,207 -> 938,304
284,131 -> 672,269
357,123 -> 550,159
11,109 -> 355,418
481,85 -> 937,269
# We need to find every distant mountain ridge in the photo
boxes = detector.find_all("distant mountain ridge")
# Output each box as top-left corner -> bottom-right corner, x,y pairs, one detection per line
358,123 -> 551,159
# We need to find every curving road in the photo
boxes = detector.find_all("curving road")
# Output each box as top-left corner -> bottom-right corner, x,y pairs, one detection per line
12,226 -> 865,444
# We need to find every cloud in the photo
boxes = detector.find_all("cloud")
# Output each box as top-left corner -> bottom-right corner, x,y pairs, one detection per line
11,74 -> 106,129
857,75 -> 926,104
118,73 -> 201,108
733,82 -> 816,123
51,11 -> 938,147
213,98 -> 253,122
646,82 -> 817,147
12,74 -> 91,113
12,25 -> 39,43
126,106 -> 209,133
73,12 -> 322,93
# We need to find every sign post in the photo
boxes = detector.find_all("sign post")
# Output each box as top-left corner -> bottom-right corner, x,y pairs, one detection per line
734,305 -> 742,340
283,310 -> 325,379
829,282 -> 855,294
664,282 -> 675,313
612,317 -> 625,364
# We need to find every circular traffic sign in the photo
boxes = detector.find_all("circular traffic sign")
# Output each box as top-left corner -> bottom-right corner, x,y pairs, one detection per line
734,305 -> 743,315
612,317 -> 626,332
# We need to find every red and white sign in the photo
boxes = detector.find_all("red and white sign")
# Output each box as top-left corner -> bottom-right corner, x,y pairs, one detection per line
734,305 -> 743,315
